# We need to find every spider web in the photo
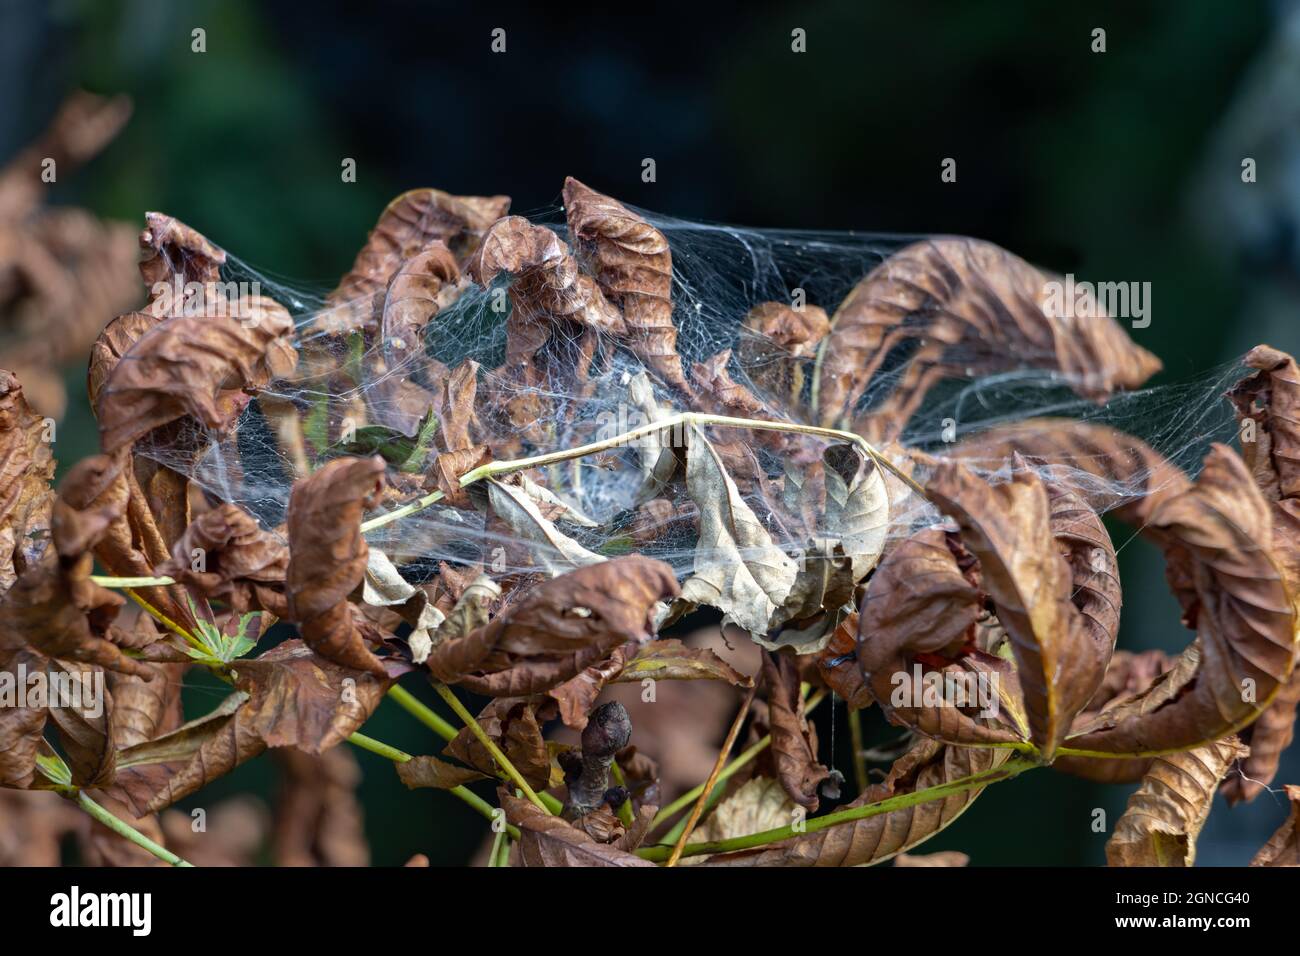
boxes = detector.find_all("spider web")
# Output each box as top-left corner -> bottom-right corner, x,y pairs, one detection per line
126,203 -> 1245,583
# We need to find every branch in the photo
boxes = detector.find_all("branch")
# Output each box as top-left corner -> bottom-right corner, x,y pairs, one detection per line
360,411 -> 925,534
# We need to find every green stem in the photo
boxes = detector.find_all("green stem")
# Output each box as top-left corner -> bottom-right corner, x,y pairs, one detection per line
348,731 -> 412,763
346,732 -> 521,839
91,574 -> 176,588
77,792 -> 194,867
637,755 -> 1038,863
431,681 -> 550,813
387,684 -> 459,740
489,826 -> 510,868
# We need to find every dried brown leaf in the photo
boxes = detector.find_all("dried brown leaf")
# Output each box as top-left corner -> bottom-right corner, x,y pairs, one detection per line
425,556 -> 679,696
814,238 -> 1161,439
857,527 -> 1020,746
1250,784 -> 1300,866
445,696 -> 555,792
563,177 -> 689,394
1069,446 -> 1297,755
96,303 -> 297,454
159,502 -> 288,615
762,650 -> 829,811
0,371 -> 55,593
330,189 -> 509,311
1106,737 -> 1247,866
286,456 -> 389,675
927,460 -> 1107,759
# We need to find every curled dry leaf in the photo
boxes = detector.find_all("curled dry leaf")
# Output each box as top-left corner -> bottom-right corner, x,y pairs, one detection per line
424,556 -> 679,696
445,695 -> 556,792
329,188 -> 509,312
952,418 -> 1190,527
857,527 -> 1021,746
927,459 -> 1108,760
762,650 -> 830,811
42,659 -> 115,787
56,451 -> 189,628
158,502 -> 288,616
481,477 -> 604,576
138,212 -> 226,297
678,424 -> 798,635
701,737 -> 1011,867
286,455 -> 389,675
1223,344 -> 1300,802
96,301 -> 298,454
1069,446 -> 1297,756
0,370 -> 55,593
500,790 -> 655,867
813,238 -> 1161,439
1250,784 -> 1300,866
0,478 -> 152,679
470,215 -> 624,350
395,754 -> 486,790
377,241 -> 463,352
737,301 -> 829,412
1106,737 -> 1248,867
562,177 -> 690,395
0,645 -> 50,788
112,639 -> 390,815
814,611 -> 872,710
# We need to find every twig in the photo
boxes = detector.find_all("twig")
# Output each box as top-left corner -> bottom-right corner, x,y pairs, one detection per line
91,574 -> 176,588
360,411 -> 925,534
431,680 -> 550,813
651,689 -> 826,829
666,682 -> 759,867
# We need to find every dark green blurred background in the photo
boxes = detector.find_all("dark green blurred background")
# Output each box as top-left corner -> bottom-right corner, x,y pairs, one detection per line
4,0 -> 1299,864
